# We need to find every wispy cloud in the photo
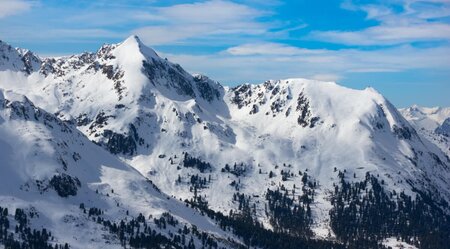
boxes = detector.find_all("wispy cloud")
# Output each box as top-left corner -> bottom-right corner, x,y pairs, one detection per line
312,0 -> 450,46
154,0 -> 264,24
310,73 -> 342,82
163,43 -> 450,84
133,0 -> 271,45
0,0 -> 276,45
226,43 -> 324,56
310,23 -> 450,45
0,0 -> 32,18
0,26 -> 123,42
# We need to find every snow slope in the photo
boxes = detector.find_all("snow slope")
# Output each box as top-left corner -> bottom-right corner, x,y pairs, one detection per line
400,105 -> 450,157
0,40 -> 41,73
399,105 -> 450,131
0,36 -> 449,244
0,88 -> 242,248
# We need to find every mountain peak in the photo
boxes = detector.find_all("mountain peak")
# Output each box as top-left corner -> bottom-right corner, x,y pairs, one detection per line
117,35 -> 159,60
0,40 -> 41,73
121,35 -> 144,48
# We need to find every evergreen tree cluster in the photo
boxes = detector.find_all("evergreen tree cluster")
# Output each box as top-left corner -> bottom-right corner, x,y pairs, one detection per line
185,198 -> 346,249
265,186 -> 313,237
49,173 -> 81,197
79,203 -> 104,217
279,169 -> 293,181
182,153 -> 212,173
88,207 -> 103,217
232,193 -> 255,223
221,163 -> 247,177
0,206 -> 69,249
330,172 -> 450,249
82,203 -> 225,249
229,179 -> 243,191
188,174 -> 210,191
179,173 -> 211,211
189,190 -> 210,211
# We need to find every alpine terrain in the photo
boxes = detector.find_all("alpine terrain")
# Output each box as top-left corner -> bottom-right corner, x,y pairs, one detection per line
400,106 -> 450,158
0,36 -> 449,249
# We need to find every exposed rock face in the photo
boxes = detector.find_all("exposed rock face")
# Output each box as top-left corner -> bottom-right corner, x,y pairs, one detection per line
436,118 -> 450,137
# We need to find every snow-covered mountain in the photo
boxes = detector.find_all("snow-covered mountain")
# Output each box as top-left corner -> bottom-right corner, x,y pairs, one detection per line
0,36 -> 449,249
0,89 -> 245,248
400,105 -> 450,157
0,41 -> 41,73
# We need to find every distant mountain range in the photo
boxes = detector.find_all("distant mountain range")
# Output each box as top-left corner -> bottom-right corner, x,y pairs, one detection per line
400,105 -> 450,157
0,36 -> 449,249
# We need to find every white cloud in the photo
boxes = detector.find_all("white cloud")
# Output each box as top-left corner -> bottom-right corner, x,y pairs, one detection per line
161,43 -> 450,84
133,25 -> 209,45
360,4 -> 393,20
156,0 -> 264,24
310,22 -> 450,45
0,0 -> 31,18
404,0 -> 450,18
226,43 -> 325,56
241,0 -> 283,6
0,0 -> 278,45
314,0 -> 450,46
310,74 -> 342,82
132,0 -> 270,45
0,26 -> 123,42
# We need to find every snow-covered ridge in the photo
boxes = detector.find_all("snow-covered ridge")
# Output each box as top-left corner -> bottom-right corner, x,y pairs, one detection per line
0,88 -> 243,248
1,35 -> 449,202
0,36 -> 450,247
0,40 -> 41,73
0,36 -> 224,154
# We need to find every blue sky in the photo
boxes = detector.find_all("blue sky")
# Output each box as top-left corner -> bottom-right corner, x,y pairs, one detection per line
0,0 -> 449,107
